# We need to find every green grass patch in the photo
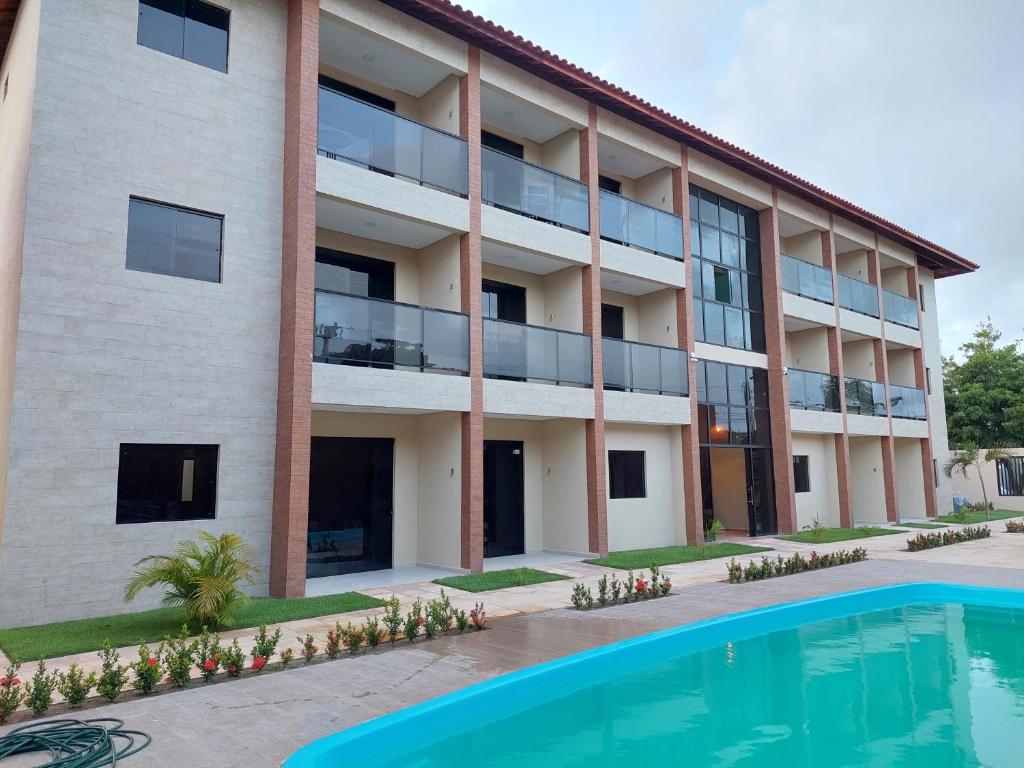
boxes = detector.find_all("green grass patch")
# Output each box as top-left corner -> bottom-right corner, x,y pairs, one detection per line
433,567 -> 569,593
585,543 -> 771,570
780,526 -> 904,544
0,592 -> 384,662
936,509 -> 1023,524
901,522 -> 948,529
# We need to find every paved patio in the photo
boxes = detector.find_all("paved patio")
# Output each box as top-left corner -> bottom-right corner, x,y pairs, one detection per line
2,556 -> 1022,767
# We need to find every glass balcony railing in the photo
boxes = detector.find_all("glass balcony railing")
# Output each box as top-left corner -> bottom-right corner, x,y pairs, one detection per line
313,290 -> 469,375
603,338 -> 688,396
483,318 -> 592,386
599,189 -> 683,260
781,254 -> 834,304
317,87 -> 469,197
788,368 -> 841,411
883,289 -> 920,329
481,147 -> 589,233
889,384 -> 927,420
837,274 -> 880,318
845,376 -> 888,417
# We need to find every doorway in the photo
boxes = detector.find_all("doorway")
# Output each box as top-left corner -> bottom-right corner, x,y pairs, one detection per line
703,446 -> 776,536
483,440 -> 525,557
306,437 -> 394,578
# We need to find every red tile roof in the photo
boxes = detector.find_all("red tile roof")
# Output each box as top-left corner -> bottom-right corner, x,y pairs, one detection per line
382,0 -> 977,278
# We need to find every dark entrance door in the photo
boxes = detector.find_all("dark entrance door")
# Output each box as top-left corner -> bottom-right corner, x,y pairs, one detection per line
306,437 -> 394,578
745,447 -> 777,536
483,440 -> 524,558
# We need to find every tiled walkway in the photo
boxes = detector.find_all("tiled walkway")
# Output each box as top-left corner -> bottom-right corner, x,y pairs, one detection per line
2,556 -> 1022,767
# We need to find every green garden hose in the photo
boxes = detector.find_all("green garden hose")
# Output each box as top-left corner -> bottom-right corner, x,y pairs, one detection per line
0,718 -> 151,766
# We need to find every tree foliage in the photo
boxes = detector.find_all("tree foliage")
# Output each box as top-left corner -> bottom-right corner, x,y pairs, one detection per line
943,320 -> 1024,447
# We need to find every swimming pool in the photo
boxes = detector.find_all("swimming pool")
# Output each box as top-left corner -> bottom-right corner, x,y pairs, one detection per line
285,583 -> 1024,767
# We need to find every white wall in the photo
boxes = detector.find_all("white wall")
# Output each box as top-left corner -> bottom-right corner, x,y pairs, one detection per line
919,267 -> 953,514
849,437 -> 887,523
541,419 -> 590,553
792,434 -> 840,529
786,327 -> 830,372
842,339 -> 877,380
605,424 -> 685,551
894,438 -> 926,520
948,447 -> 1024,513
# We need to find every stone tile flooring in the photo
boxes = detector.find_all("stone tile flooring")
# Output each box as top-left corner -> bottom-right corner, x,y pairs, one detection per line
2,557 -> 1022,766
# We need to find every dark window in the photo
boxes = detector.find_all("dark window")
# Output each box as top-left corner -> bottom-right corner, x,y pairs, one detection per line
926,367 -> 932,394
598,175 -> 622,195
117,444 -> 218,523
695,360 -> 771,449
481,130 -> 524,159
318,74 -> 395,111
793,455 -> 810,493
997,457 -> 1024,496
138,0 -> 229,73
919,283 -> 925,311
314,248 -> 395,300
934,459 -> 939,487
601,303 -> 624,339
482,279 -> 526,322
608,450 -> 646,499
126,198 -> 222,282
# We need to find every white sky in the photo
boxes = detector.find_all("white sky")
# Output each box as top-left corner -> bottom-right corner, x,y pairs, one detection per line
458,0 -> 1024,358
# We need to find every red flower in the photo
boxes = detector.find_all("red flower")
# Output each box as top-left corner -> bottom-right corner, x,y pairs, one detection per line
417,617 -> 425,625
0,677 -> 7,686
164,675 -> 172,683
229,665 -> 237,674
203,659 -> 216,672
147,658 -> 157,667
11,678 -> 19,686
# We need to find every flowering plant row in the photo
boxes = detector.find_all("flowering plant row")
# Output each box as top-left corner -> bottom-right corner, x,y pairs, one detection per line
569,566 -> 671,610
906,525 -> 990,551
1005,520 -> 1024,533
726,548 -> 868,583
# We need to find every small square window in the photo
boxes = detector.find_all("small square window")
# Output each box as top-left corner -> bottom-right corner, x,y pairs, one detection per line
608,450 -> 646,499
138,0 -> 229,72
117,444 -> 219,523
793,455 -> 811,493
127,197 -> 223,282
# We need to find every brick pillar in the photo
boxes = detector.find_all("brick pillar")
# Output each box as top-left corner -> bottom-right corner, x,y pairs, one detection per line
869,242 -> 899,522
580,103 -> 608,556
673,148 -> 703,544
270,0 -> 319,598
759,191 -> 797,535
908,267 -> 939,517
821,223 -> 854,527
459,47 -> 484,571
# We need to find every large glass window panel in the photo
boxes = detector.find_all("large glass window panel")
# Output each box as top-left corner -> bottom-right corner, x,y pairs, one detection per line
703,301 -> 725,345
138,0 -> 185,59
724,306 -> 745,348
660,348 -> 687,395
693,299 -> 704,341
602,338 -> 628,390
748,312 -> 766,353
630,343 -> 661,393
697,404 -> 710,443
691,258 -> 703,298
709,405 -> 730,444
744,274 -> 764,311
696,361 -> 708,402
729,407 -> 749,445
700,225 -> 720,263
750,408 -> 772,446
126,198 -> 176,276
600,190 -> 628,244
174,206 -> 222,282
705,361 -> 728,404
183,0 -> 229,72
116,443 -> 218,524
690,220 -> 701,257
727,365 -> 751,407
126,198 -> 222,283
721,232 -> 740,268
713,267 -> 732,303
743,238 -> 762,275
719,199 -> 739,233
699,190 -> 719,225
422,310 -> 469,373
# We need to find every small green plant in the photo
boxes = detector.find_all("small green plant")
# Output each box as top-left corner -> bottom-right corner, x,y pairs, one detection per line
703,519 -> 726,558
56,663 -> 96,708
512,568 -> 529,587
427,591 -> 454,635
298,634 -> 318,664
0,663 -> 25,723
470,602 -> 487,630
196,627 -> 222,682
659,574 -> 672,596
803,517 -> 827,544
221,639 -> 245,677
383,597 -> 403,644
130,644 -> 162,694
325,625 -> 342,659
96,643 -> 129,702
610,576 -> 622,604
280,647 -> 295,669
342,623 -> 365,654
633,571 -> 649,600
952,505 -> 971,524
570,582 -> 593,610
1006,519 -> 1024,533
404,599 -> 424,642
251,624 -> 282,670
24,660 -> 56,716
162,626 -> 197,688
624,570 -> 635,602
726,558 -> 743,583
597,574 -> 609,606
364,616 -> 383,650
454,608 -> 470,633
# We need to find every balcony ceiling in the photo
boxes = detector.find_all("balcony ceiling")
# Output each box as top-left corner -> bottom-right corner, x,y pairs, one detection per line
778,209 -> 819,239
834,232 -> 868,255
316,196 -> 453,249
784,315 -> 823,333
481,86 -> 570,144
600,269 -> 667,297
597,136 -> 665,180
320,17 -> 452,98
481,239 -> 571,275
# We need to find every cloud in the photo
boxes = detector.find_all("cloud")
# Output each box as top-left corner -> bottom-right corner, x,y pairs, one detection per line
457,0 -> 1024,356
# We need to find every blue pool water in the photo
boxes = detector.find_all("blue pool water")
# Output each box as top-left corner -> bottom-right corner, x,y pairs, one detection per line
286,583 -> 1024,767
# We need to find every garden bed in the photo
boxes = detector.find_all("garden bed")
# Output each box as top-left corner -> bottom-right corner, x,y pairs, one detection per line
726,549 -> 868,583
906,526 -> 991,551
1006,520 -> 1024,533
568,568 -> 672,610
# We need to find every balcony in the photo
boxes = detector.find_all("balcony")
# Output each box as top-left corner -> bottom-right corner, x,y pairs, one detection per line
883,289 -> 920,330
603,338 -> 688,396
481,147 -> 589,233
483,318 -> 592,387
837,274 -> 879,318
789,368 -> 840,411
317,87 -> 468,197
889,384 -> 927,420
845,376 -> 888,417
313,290 -> 469,375
781,254 -> 833,304
599,190 -> 683,260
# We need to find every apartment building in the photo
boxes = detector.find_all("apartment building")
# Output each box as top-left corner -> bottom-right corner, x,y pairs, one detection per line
0,0 -> 977,624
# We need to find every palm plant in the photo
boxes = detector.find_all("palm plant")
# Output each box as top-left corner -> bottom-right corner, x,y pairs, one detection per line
944,444 -> 1013,520
701,519 -> 726,559
123,532 -> 258,629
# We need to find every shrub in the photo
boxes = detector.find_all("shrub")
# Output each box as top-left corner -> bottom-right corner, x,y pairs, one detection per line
251,624 -> 282,667
623,570 -> 635,602
454,608 -> 470,634
221,639 -> 245,678
196,627 -> 223,682
96,643 -> 129,702
130,645 -> 162,694
382,597 -> 403,644
0,663 -> 24,723
728,548 -> 867,582
726,558 -> 744,583
123,531 -> 258,630
162,627 -> 197,688
298,634 -> 318,664
24,660 -> 57,716
659,575 -> 672,596
1006,520 -> 1024,533
570,582 -> 593,610
633,573 -> 649,599
803,518 -> 827,543
56,663 -> 96,708
404,600 -> 424,643
342,623 -> 364,655
907,525 -> 990,551
427,591 -> 454,635
470,602 -> 487,631
364,616 -> 383,650
610,577 -> 622,604
325,625 -> 342,659
279,647 -> 295,669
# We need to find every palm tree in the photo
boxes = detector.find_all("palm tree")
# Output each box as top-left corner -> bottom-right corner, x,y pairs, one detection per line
944,444 -> 1013,520
124,532 -> 258,629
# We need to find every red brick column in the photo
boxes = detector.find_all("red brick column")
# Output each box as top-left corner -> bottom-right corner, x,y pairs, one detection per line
459,47 -> 484,571
580,103 -> 608,556
907,268 -> 938,517
270,0 -> 319,598
759,191 -> 797,535
673,149 -> 703,544
868,241 -> 899,521
822,222 -> 854,527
